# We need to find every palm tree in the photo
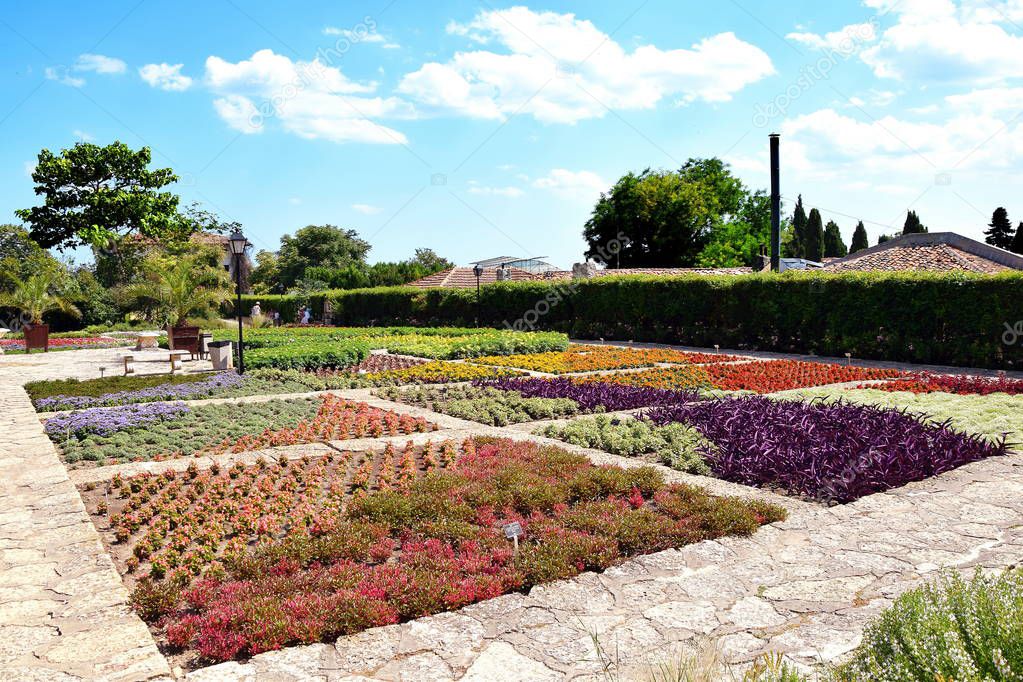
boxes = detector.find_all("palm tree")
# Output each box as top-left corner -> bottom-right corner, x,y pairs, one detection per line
122,254 -> 231,327
0,271 -> 80,325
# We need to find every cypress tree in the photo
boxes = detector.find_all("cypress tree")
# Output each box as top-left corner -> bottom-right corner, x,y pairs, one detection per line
850,221 -> 869,253
902,210 -> 927,234
805,208 -> 825,262
789,195 -> 807,258
823,220 -> 848,258
985,207 -> 1014,250
1011,221 -> 1023,255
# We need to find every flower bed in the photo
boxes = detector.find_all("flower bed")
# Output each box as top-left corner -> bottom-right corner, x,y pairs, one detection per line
50,395 -> 435,466
480,377 -> 702,411
217,327 -> 570,363
80,438 -> 784,663
0,335 -> 129,351
591,360 -> 902,393
777,387 -> 1023,446
45,402 -> 191,437
362,360 -> 523,385
645,396 -> 1006,503
472,345 -> 740,373
31,373 -> 246,411
536,415 -> 713,474
345,354 -> 429,373
861,371 -> 1023,395
377,385 -> 581,426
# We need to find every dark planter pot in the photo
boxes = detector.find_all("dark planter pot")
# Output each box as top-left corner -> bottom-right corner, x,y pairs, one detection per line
23,323 -> 49,353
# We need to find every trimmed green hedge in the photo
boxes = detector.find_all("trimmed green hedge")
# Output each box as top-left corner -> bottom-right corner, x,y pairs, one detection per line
234,272 -> 1023,369
245,340 -> 370,370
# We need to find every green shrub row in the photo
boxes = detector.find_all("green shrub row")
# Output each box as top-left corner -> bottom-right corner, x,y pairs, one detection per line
245,340 -> 370,370
237,271 -> 1023,368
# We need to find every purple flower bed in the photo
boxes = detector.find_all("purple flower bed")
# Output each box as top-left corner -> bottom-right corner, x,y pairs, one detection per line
477,377 -> 701,411
645,396 -> 1007,503
36,373 -> 244,411
44,402 -> 191,438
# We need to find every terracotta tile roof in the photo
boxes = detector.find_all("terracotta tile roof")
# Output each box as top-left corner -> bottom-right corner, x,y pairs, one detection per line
407,266 -> 541,289
824,233 -> 1023,274
594,267 -> 754,277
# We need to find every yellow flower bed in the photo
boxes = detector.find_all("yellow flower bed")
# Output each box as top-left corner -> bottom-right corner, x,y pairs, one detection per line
364,361 -> 523,385
473,345 -> 738,374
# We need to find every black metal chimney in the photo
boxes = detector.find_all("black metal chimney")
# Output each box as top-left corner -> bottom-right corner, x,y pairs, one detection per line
769,133 -> 781,272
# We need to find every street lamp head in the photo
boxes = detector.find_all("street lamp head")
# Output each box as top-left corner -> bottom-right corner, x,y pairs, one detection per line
228,230 -> 249,256
472,265 -> 483,278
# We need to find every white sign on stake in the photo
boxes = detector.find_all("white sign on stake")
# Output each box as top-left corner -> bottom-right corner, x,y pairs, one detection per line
503,522 -> 523,553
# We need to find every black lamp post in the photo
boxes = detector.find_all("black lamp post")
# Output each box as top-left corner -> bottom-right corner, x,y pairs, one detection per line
472,264 -> 483,327
227,230 -> 250,374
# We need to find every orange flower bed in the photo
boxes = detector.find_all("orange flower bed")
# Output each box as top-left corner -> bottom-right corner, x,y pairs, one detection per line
202,395 -> 437,457
577,360 -> 903,393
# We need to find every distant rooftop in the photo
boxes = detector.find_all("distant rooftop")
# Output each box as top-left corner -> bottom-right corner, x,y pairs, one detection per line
823,232 -> 1023,274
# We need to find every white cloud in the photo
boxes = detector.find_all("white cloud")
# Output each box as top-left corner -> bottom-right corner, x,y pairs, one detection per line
289,197 -> 302,205
780,104 -> 1023,174
532,168 -> 607,199
352,203 -> 382,214
398,7 -> 773,124
45,66 -> 85,87
467,185 -> 524,198
322,26 -> 398,48
46,53 -> 126,87
139,63 -> 193,91
212,94 -> 263,134
74,53 -> 127,74
23,161 -> 36,177
786,22 -> 877,52
860,0 -> 1023,83
204,49 -> 413,144
72,129 -> 94,141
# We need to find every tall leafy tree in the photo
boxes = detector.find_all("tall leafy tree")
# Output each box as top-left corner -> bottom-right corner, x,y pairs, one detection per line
1011,222 -> 1023,255
584,158 -> 755,268
985,207 -> 1014,249
878,234 -> 895,244
804,209 -> 825,262
823,220 -> 848,258
276,225 -> 371,288
850,221 -> 869,253
0,225 -> 62,292
902,210 -> 927,235
696,190 -> 773,268
785,195 -> 808,258
16,142 -> 187,250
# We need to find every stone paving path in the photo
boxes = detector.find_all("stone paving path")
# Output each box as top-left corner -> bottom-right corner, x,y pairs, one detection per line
0,358 -> 172,680
2,346 -> 1023,681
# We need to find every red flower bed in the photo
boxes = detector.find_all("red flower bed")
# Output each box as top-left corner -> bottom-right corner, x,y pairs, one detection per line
87,439 -> 784,663
862,372 -> 1023,396
703,360 -> 903,393
0,336 -> 125,351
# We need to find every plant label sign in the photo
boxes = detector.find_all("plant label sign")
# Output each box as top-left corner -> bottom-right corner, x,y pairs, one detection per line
503,521 -> 523,539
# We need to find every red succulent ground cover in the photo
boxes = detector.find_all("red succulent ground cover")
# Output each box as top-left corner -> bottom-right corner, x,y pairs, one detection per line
703,360 -> 903,393
83,438 -> 784,664
201,395 -> 436,457
861,371 -> 1023,395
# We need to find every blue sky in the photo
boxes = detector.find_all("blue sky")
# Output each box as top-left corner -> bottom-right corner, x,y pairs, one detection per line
3,0 -> 1023,267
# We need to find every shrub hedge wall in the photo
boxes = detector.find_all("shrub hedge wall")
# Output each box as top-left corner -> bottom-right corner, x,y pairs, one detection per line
234,271 -> 1023,369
